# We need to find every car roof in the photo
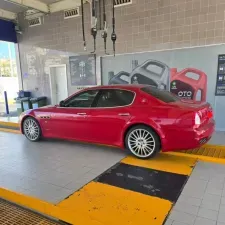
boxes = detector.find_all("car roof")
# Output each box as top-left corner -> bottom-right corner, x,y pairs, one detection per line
87,84 -> 147,91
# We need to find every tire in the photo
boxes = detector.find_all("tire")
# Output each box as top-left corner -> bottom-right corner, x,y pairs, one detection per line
125,125 -> 160,159
23,117 -> 41,142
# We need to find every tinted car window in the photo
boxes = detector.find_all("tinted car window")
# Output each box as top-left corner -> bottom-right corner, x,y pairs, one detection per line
141,86 -> 180,103
95,89 -> 135,107
64,90 -> 98,108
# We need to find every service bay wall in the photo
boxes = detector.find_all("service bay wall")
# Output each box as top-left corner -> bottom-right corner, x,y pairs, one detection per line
17,0 -> 225,130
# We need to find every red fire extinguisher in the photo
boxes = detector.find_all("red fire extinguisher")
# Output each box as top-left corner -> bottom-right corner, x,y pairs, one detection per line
170,68 -> 207,102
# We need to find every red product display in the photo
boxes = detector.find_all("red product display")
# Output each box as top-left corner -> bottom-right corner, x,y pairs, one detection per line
170,68 -> 207,102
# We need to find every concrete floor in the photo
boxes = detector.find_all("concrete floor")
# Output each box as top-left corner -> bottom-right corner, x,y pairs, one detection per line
0,132 -> 125,203
166,161 -> 225,225
209,131 -> 225,146
1,130 -> 225,224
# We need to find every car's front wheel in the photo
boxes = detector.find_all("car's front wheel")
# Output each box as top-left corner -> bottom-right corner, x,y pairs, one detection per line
125,125 -> 160,159
23,117 -> 41,142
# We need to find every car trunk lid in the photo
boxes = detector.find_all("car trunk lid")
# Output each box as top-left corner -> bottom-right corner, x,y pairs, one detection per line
168,100 -> 213,126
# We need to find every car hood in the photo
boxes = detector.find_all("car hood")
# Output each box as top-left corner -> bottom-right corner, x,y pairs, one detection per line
39,105 -> 55,109
31,105 -> 56,112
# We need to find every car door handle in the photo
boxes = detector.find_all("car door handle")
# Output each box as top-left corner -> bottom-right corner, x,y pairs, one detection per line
118,113 -> 130,116
77,113 -> 87,115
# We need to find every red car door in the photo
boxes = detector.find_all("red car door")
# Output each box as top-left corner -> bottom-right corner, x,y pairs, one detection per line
88,89 -> 135,146
49,89 -> 99,140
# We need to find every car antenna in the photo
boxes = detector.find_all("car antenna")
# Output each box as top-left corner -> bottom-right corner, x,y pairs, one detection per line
91,0 -> 97,54
101,0 -> 109,55
111,0 -> 117,57
81,0 -> 86,51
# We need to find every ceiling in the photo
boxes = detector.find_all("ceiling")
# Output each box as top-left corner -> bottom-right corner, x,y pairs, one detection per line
0,1 -> 25,13
0,0 -> 83,21
0,0 -> 65,13
39,0 -> 61,4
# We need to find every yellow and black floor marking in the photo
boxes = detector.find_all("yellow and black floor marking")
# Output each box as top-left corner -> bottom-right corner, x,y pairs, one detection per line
0,154 -> 196,225
95,163 -> 187,203
57,154 -> 197,225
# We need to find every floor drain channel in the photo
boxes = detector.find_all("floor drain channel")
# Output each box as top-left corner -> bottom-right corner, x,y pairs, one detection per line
0,198 -> 65,225
182,146 -> 225,159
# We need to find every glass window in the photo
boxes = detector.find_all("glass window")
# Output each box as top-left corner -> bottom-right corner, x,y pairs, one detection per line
64,90 -> 98,108
141,86 -> 180,103
95,89 -> 135,108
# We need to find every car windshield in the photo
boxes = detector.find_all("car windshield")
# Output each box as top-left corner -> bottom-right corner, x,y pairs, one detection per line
141,86 -> 180,103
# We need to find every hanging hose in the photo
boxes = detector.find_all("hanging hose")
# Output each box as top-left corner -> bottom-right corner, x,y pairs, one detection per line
91,0 -> 97,54
81,0 -> 86,51
111,0 -> 117,57
101,0 -> 109,55
98,0 -> 102,30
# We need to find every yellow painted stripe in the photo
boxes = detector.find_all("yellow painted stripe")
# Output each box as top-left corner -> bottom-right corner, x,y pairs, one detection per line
0,182 -> 172,225
0,128 -> 20,134
165,151 -> 225,165
0,187 -> 100,225
180,144 -> 225,159
204,144 -> 225,149
0,121 -> 19,128
122,154 -> 197,175
58,182 -> 172,225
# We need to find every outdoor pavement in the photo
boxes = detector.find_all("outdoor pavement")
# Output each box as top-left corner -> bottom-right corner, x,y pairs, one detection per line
0,103 -> 17,117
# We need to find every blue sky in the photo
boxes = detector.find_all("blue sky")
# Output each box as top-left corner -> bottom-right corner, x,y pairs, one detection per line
0,41 -> 16,59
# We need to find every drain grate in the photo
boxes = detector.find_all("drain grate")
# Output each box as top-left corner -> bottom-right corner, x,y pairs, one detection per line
0,199 -> 62,225
181,146 -> 225,159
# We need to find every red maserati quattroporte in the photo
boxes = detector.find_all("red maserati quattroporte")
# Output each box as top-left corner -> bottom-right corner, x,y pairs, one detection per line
19,85 -> 215,159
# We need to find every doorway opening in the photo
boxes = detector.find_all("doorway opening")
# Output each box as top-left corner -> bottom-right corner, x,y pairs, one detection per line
49,65 -> 68,105
0,41 -> 19,117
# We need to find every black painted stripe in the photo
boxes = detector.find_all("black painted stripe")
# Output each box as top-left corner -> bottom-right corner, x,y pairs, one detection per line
95,163 -> 188,202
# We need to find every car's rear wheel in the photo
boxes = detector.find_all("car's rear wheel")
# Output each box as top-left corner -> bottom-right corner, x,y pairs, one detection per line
23,117 -> 41,142
125,125 -> 160,159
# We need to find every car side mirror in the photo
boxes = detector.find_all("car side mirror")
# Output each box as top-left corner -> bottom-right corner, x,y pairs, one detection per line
59,100 -> 65,107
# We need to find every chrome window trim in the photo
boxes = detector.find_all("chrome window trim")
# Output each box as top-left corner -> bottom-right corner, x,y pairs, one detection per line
57,88 -> 137,110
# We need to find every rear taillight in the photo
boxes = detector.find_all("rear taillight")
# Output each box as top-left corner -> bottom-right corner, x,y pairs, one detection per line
194,107 -> 213,128
207,111 -> 213,119
195,113 -> 201,126
207,107 -> 213,119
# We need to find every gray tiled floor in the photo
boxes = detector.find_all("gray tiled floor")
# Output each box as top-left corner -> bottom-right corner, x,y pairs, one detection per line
165,161 -> 225,225
209,131 -> 225,146
0,132 -> 125,204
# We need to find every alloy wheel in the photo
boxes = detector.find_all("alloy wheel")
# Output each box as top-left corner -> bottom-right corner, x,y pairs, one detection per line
23,118 -> 40,141
127,128 -> 156,158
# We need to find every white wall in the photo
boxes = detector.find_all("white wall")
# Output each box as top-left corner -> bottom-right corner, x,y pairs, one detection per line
0,77 -> 19,102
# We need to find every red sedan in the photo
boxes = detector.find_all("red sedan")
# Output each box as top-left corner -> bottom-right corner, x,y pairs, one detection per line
19,85 -> 215,159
